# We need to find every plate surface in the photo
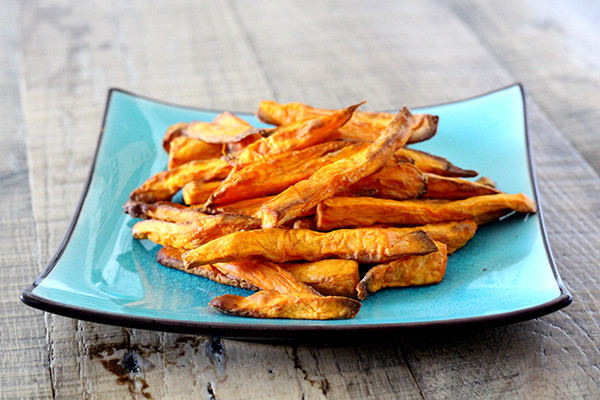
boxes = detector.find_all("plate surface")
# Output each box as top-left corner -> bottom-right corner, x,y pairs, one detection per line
21,84 -> 571,340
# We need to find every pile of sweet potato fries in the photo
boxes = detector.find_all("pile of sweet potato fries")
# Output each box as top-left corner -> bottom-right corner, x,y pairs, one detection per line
124,101 -> 536,320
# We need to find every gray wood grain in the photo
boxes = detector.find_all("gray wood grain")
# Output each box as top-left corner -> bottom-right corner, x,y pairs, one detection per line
4,0 -> 600,399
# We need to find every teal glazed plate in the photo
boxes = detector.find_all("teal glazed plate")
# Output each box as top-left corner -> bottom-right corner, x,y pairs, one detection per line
21,84 -> 571,340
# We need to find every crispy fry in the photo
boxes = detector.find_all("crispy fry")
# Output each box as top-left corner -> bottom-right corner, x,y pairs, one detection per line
183,228 -> 438,267
207,141 -> 365,206
339,162 -> 427,200
398,148 -> 478,177
357,242 -> 448,300
204,196 -> 276,218
156,247 -> 260,291
227,103 -> 363,166
211,260 -> 319,295
257,100 -> 438,143
280,260 -> 359,298
168,136 -> 222,169
315,194 -> 537,230
182,180 -> 222,205
422,173 -> 501,199
132,214 -> 260,249
124,200 -> 208,222
158,247 -> 358,297
209,290 -> 361,320
186,112 -> 258,143
387,220 -> 477,254
130,159 -> 232,203
260,107 -> 414,228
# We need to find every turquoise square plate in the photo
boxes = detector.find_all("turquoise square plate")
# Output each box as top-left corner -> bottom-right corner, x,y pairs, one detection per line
21,84 -> 571,340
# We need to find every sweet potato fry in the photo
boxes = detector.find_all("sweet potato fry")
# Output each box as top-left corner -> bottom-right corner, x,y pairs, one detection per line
339,162 -> 427,200
158,247 -> 358,297
211,260 -> 319,295
209,290 -> 361,320
357,242 -> 448,300
167,136 -> 222,169
397,148 -> 477,177
257,100 -> 438,144
387,220 -> 477,254
162,122 -> 188,152
130,158 -> 232,203
183,228 -> 438,267
476,176 -> 496,188
226,103 -> 363,166
156,247 -> 260,291
124,200 -> 208,223
182,180 -> 222,205
132,214 -> 260,249
280,260 -> 359,298
260,107 -> 414,228
204,196 -> 276,218
207,141 -> 365,206
315,194 -> 537,230
422,173 -> 501,199
186,112 -> 258,143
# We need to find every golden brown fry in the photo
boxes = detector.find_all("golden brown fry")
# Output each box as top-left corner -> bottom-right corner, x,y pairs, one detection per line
132,214 -> 260,249
182,180 -> 222,205
260,107 -> 414,228
257,100 -> 438,144
339,162 -> 427,200
124,200 -> 208,222
156,247 -> 260,291
204,196 -> 276,218
227,103 -> 363,166
398,148 -> 478,178
130,159 -> 232,203
211,260 -> 319,295
158,247 -> 358,297
207,141 -> 365,206
183,228 -> 438,267
357,242 -> 448,300
167,136 -> 222,169
387,220 -> 477,254
280,260 -> 359,298
315,194 -> 537,230
209,290 -> 361,320
422,173 -> 501,199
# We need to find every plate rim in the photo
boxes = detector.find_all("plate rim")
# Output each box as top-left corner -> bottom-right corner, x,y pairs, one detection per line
20,83 -> 572,339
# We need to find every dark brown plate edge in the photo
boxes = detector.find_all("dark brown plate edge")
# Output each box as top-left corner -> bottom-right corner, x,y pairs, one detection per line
20,83 -> 573,341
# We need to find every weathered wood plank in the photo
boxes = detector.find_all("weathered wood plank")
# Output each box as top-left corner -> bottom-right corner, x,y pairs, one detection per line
0,1 -> 53,399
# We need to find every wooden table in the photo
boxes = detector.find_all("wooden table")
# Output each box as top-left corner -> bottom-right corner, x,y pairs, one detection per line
3,1 -> 600,398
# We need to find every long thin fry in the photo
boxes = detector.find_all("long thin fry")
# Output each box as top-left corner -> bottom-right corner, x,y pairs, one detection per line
260,107 -> 414,228
397,148 -> 477,177
357,242 -> 448,300
387,220 -> 477,254
130,159 -> 232,203
209,290 -> 361,320
257,100 -> 438,143
207,141 -> 365,206
226,103 -> 363,166
183,228 -> 438,267
315,194 -> 537,230
132,214 -> 260,249
211,260 -> 319,295
156,247 -> 260,291
422,173 -> 501,199
124,200 -> 208,223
